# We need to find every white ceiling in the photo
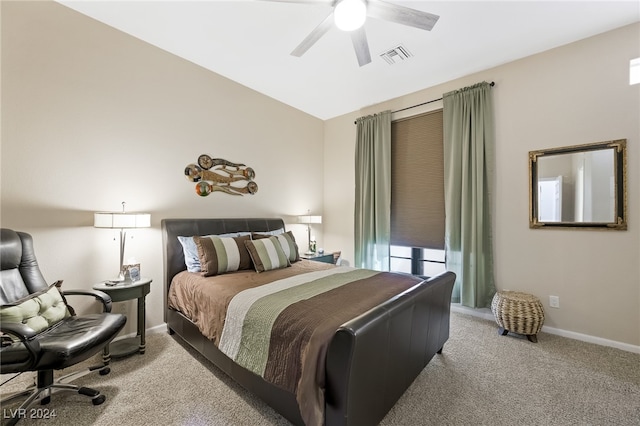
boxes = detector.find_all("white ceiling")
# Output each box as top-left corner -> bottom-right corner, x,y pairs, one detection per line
57,1 -> 640,120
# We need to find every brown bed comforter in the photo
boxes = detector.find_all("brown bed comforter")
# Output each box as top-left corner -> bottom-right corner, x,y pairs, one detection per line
168,260 -> 422,425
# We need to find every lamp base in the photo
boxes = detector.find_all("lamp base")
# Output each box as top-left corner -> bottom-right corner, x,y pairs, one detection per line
304,251 -> 316,256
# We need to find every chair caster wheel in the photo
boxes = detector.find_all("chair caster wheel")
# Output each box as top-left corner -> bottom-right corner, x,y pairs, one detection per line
92,394 -> 106,405
99,367 -> 110,375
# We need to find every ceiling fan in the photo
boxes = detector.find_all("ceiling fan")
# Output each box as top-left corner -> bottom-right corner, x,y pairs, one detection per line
263,0 -> 440,67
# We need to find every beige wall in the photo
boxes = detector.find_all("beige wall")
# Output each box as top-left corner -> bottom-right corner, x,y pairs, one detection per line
1,1 -> 324,336
324,23 -> 640,349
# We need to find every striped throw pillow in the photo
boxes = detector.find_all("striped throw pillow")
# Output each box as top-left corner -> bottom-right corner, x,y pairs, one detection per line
244,236 -> 290,273
178,232 -> 245,273
252,231 -> 300,263
193,235 -> 252,277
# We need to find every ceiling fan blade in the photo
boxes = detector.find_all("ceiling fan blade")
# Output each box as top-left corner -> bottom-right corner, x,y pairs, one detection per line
350,26 -> 371,67
291,11 -> 334,57
367,0 -> 440,31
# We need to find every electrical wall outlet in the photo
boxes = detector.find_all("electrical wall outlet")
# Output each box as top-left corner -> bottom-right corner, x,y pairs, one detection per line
549,295 -> 560,308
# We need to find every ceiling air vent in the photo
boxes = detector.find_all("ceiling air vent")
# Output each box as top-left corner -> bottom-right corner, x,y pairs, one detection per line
380,44 -> 413,65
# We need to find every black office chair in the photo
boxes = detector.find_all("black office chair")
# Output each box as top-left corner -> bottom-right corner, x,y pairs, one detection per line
0,229 -> 127,425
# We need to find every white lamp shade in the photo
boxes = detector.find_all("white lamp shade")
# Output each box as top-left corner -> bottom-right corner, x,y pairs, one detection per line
94,212 -> 151,229
298,215 -> 322,225
334,0 -> 367,32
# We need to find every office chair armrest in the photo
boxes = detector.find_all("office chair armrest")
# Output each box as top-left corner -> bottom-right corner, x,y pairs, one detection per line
62,290 -> 113,313
1,322 -> 38,341
1,323 -> 41,369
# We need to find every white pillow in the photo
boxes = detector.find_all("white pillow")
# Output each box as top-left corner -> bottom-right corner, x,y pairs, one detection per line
253,228 -> 285,236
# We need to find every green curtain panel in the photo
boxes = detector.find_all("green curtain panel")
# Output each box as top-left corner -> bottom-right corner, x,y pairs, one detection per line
354,110 -> 392,271
443,82 -> 496,308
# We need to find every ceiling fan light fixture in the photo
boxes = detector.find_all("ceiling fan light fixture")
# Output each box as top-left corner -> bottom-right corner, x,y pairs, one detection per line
334,0 -> 367,32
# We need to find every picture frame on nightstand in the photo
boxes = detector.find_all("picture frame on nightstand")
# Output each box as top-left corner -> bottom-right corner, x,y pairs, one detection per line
124,263 -> 141,282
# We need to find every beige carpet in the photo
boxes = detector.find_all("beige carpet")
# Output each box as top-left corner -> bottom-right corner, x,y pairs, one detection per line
2,312 -> 639,425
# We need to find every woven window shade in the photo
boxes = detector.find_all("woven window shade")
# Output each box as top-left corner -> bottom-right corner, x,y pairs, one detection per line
390,109 -> 445,249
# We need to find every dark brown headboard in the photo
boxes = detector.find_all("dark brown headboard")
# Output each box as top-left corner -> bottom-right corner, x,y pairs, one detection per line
161,218 -> 285,318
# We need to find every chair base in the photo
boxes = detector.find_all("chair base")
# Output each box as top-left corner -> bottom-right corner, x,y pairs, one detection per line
1,364 -> 110,425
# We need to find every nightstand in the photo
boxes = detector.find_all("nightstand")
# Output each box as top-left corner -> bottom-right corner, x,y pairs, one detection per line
93,278 -> 152,361
300,252 -> 335,264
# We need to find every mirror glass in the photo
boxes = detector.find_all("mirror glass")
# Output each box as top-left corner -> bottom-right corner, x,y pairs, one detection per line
529,140 -> 626,229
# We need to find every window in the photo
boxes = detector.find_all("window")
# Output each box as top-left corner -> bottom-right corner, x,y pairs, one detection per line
631,57 -> 640,85
390,245 -> 445,278
390,109 -> 446,278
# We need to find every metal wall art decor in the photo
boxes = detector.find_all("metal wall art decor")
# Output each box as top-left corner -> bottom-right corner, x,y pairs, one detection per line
184,155 -> 258,196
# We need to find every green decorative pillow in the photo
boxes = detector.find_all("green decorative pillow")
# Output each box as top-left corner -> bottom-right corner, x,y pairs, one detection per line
273,231 -> 300,263
252,231 -> 300,263
245,236 -> 290,273
194,235 -> 253,277
0,284 -> 71,339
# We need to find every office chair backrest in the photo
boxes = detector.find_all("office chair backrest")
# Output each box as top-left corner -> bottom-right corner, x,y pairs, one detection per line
0,229 -> 49,305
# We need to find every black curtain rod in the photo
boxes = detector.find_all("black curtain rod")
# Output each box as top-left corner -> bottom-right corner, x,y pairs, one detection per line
354,81 -> 495,124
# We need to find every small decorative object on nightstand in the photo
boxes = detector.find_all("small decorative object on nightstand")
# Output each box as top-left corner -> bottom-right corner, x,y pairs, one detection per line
93,278 -> 152,361
300,252 -> 335,264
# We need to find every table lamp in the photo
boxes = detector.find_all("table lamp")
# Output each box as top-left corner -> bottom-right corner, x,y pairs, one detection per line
297,212 -> 322,255
94,202 -> 150,282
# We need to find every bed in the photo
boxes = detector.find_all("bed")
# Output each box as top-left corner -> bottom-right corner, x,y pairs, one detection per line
162,218 -> 455,426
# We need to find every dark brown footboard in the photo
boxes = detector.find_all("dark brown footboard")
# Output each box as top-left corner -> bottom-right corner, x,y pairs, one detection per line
325,271 -> 455,426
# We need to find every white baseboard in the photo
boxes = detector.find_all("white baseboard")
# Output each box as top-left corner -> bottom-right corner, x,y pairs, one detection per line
146,323 -> 168,335
450,304 -> 640,354
132,310 -> 640,355
451,304 -> 495,321
538,324 -> 640,354
112,323 -> 167,342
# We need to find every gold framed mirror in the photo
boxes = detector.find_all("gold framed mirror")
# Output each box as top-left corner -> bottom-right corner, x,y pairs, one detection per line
529,139 -> 627,230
